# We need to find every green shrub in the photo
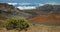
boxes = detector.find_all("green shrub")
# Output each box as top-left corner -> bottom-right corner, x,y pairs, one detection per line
4,18 -> 29,30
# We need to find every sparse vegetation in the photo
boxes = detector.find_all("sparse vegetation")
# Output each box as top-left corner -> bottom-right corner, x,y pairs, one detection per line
4,18 -> 29,31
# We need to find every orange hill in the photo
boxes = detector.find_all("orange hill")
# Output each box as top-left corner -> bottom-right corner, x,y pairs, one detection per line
28,14 -> 60,26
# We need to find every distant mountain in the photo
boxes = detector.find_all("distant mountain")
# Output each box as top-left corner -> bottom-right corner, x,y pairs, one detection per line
32,4 -> 60,15
16,4 -> 60,18
0,3 -> 36,20
0,3 -> 60,20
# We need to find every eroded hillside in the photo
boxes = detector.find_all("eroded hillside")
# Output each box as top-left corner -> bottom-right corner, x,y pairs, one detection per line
0,3 -> 35,20
29,14 -> 60,26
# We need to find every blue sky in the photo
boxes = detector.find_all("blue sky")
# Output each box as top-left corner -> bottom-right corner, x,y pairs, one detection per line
0,0 -> 60,4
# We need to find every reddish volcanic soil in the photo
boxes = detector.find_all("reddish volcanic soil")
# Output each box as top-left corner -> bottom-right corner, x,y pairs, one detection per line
28,14 -> 60,26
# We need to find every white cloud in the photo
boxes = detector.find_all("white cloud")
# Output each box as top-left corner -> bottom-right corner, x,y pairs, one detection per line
46,2 -> 60,5
19,3 -> 31,5
38,3 -> 44,6
17,6 -> 36,10
8,3 -> 17,5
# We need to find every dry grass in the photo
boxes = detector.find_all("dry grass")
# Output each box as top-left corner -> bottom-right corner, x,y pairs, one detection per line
0,24 -> 60,32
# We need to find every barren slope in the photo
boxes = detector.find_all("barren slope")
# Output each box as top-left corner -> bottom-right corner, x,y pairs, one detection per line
29,14 -> 60,26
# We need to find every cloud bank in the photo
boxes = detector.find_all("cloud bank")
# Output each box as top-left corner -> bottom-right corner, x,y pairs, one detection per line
7,2 -> 60,10
46,2 -> 60,5
8,3 -> 17,5
17,6 -> 36,10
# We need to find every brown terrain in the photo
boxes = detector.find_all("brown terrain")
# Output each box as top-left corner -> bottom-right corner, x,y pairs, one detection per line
29,14 -> 60,26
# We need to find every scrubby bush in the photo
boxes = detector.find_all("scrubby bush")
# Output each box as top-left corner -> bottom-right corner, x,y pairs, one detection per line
4,18 -> 29,31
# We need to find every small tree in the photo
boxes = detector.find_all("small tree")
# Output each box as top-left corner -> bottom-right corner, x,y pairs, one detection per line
4,18 -> 29,31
